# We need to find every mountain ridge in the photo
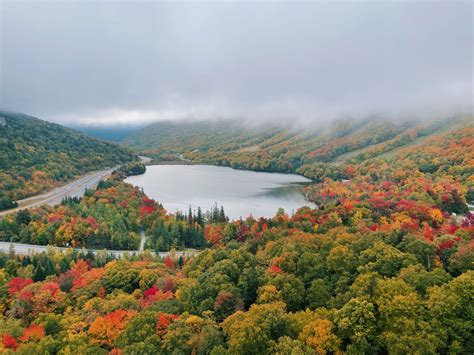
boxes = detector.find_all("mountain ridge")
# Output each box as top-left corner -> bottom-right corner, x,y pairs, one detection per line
0,110 -> 136,208
121,115 -> 472,179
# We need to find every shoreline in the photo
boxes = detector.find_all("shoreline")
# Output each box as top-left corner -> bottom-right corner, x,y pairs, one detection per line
144,158 -> 314,181
125,163 -> 316,220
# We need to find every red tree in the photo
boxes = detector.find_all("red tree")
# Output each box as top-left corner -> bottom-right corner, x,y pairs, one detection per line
7,277 -> 33,295
2,334 -> 17,350
164,256 -> 174,269
162,277 -> 174,292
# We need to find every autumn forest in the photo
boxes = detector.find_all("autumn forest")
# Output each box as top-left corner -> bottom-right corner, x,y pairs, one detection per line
2,0 -> 473,353
0,110 -> 472,354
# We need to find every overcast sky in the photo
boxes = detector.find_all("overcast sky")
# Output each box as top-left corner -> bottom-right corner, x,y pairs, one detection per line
0,1 -> 472,126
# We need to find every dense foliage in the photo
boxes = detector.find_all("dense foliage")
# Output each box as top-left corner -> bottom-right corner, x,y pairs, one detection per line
0,111 -> 135,207
0,172 -> 472,352
0,177 -> 209,252
117,162 -> 146,177
0,117 -> 472,353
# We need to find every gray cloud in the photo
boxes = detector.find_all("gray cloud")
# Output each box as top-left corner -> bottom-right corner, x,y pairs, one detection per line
0,0 -> 472,126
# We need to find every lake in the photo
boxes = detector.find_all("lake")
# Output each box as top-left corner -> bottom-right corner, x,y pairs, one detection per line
125,164 -> 315,220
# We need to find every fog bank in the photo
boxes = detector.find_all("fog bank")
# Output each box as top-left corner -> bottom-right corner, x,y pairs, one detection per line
1,1 -> 472,126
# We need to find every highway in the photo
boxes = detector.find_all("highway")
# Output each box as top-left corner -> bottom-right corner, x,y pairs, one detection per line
0,158 -> 201,258
0,241 -> 199,258
0,167 -> 118,218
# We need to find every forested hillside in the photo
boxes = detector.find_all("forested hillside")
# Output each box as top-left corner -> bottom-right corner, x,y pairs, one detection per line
122,120 -> 282,157
123,116 -> 473,203
122,116 -> 471,175
0,118 -> 472,353
0,111 -> 135,209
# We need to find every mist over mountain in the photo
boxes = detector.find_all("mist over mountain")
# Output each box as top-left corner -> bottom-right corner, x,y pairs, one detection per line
0,1 -> 473,352
72,125 -> 145,142
1,1 -> 471,126
122,115 -> 472,179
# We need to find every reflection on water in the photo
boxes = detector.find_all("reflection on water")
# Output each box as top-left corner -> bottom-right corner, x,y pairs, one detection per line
125,165 -> 315,220
255,184 -> 307,199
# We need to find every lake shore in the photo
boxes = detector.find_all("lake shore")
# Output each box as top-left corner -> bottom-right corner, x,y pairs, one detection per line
125,164 -> 314,220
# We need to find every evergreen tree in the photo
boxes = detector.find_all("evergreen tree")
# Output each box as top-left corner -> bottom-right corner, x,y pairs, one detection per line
43,258 -> 56,278
34,264 -> 45,281
16,209 -> 31,226
188,206 -> 193,225
196,207 -> 204,226
219,205 -> 227,222
59,258 -> 70,273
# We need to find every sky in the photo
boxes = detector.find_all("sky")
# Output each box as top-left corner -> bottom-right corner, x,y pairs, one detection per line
0,1 -> 472,127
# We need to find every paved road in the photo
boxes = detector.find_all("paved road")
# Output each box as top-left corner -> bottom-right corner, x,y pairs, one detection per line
0,241 -> 199,258
0,167 -> 118,218
0,158 -> 201,258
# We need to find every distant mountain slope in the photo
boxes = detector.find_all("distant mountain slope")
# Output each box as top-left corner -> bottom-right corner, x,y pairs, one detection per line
122,116 -> 472,177
73,126 -> 144,142
0,111 -> 135,208
122,119 -> 402,159
122,120 -> 282,153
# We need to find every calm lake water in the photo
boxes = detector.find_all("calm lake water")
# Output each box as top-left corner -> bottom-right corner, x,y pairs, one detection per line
125,165 -> 315,220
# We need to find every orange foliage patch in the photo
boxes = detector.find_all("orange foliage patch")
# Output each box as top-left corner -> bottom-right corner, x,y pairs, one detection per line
20,324 -> 45,342
156,312 -> 179,335
88,309 -> 136,347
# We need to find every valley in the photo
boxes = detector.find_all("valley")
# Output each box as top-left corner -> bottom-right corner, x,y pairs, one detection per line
1,2 -> 472,352
122,116 -> 473,182
0,111 -> 472,354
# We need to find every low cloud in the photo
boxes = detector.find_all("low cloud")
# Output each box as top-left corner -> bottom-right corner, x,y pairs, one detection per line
1,1 -> 472,126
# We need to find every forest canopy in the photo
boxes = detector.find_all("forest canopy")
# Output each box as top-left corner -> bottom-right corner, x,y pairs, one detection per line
0,117 -> 473,353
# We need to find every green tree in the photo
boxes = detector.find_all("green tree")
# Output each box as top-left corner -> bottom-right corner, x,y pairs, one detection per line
271,274 -> 305,312
335,297 -> 378,353
428,271 -> 474,353
222,302 -> 290,355
398,235 -> 437,270
306,279 -> 331,309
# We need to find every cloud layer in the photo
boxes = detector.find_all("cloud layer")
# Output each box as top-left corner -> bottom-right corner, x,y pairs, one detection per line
1,1 -> 472,126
